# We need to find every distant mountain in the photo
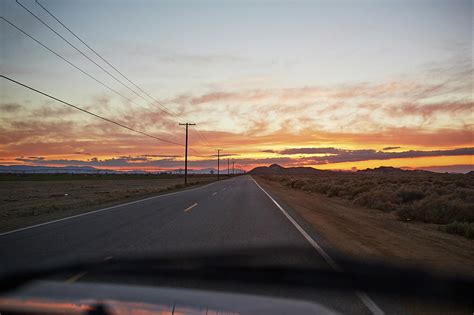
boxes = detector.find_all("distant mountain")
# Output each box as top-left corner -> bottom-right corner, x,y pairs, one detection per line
249,164 -> 445,176
0,165 -> 121,174
248,164 -> 326,175
0,165 -> 246,175
413,164 -> 474,174
357,166 -> 433,174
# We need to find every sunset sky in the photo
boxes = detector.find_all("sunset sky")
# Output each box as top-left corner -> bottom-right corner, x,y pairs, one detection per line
1,0 -> 473,172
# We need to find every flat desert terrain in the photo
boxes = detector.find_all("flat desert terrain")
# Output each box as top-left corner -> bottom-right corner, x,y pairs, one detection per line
0,174 -> 217,232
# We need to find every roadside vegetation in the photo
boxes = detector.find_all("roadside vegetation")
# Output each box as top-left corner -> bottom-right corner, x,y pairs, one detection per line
0,174 -> 217,232
260,172 -> 474,239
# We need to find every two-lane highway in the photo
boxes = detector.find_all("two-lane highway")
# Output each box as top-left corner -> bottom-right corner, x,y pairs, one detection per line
0,175 -> 386,314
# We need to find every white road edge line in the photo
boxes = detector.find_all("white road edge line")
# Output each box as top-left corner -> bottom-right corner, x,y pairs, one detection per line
184,203 -> 198,212
0,179 -> 223,237
251,177 -> 384,315
357,292 -> 384,315
66,271 -> 87,283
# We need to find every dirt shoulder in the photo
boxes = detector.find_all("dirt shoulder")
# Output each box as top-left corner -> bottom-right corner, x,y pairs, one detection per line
253,175 -> 474,277
0,176 -> 217,233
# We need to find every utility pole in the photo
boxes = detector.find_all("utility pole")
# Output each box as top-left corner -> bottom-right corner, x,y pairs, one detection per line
179,123 -> 195,185
217,149 -> 222,180
227,158 -> 230,176
232,160 -> 235,175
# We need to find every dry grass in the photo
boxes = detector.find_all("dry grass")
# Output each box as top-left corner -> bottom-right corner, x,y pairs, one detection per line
0,174 -> 216,232
261,172 -> 474,238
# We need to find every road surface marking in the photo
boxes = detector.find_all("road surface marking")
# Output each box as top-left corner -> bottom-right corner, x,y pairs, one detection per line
357,292 -> 384,315
184,203 -> 198,212
212,192 -> 218,196
0,179 -> 227,237
103,256 -> 114,261
251,177 -> 384,315
66,271 -> 86,283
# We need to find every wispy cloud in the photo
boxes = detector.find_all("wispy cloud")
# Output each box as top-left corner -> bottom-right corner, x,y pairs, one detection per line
0,102 -> 22,113
382,101 -> 472,118
278,147 -> 341,155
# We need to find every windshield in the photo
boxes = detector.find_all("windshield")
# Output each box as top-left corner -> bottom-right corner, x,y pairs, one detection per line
1,1 -> 472,314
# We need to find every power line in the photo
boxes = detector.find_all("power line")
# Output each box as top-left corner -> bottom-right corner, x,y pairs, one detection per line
195,129 -> 212,147
6,6 -> 212,156
189,126 -> 211,148
3,17 -> 208,154
217,149 -> 222,180
16,0 -> 153,106
17,0 -> 186,126
23,0 -> 213,153
33,0 -> 214,149
188,147 -> 207,158
34,0 -> 177,118
1,17 -> 160,116
23,0 -> 179,119
1,75 -> 183,146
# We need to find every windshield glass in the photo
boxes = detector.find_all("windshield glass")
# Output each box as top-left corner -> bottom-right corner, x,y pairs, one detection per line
1,0 -> 472,314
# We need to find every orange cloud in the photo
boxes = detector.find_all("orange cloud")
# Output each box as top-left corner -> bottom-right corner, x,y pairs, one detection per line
1,60 -> 472,173
383,101 -> 473,118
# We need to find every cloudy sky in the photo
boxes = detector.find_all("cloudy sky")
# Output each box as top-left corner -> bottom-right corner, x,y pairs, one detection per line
1,0 -> 472,172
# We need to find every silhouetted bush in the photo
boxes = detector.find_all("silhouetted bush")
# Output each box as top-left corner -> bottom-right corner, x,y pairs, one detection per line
396,188 -> 425,203
442,221 -> 474,239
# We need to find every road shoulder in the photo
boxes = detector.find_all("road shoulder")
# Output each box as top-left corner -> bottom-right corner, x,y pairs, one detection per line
252,175 -> 474,277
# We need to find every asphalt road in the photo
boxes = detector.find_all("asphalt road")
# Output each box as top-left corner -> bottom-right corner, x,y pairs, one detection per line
0,175 -> 391,314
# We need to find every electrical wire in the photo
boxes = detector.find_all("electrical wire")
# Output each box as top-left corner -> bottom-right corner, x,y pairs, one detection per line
34,0 -> 178,118
1,75 -> 184,146
1,17 -> 158,116
32,0 -> 214,150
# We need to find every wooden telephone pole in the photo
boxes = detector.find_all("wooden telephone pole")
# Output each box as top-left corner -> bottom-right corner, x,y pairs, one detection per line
179,123 -> 195,185
217,149 -> 222,180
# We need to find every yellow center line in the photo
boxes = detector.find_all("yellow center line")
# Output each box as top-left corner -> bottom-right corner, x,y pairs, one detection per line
66,271 -> 87,283
184,202 -> 198,212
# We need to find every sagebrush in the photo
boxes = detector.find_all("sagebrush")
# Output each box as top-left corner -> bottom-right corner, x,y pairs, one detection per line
261,172 -> 474,237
